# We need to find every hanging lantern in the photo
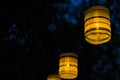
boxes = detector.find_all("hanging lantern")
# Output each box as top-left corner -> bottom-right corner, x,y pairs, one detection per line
59,52 -> 78,79
84,6 -> 111,45
47,74 -> 61,80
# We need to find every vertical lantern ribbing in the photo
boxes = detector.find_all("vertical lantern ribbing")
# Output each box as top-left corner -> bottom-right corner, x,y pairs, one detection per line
59,52 -> 78,79
84,6 -> 111,45
47,74 -> 61,80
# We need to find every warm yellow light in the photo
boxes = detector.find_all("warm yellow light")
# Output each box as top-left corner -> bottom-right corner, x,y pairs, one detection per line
59,52 -> 78,79
47,74 -> 61,80
84,6 -> 111,45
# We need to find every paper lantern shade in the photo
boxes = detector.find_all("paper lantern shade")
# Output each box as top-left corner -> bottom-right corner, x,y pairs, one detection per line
59,52 -> 78,79
84,6 -> 111,45
47,74 -> 61,80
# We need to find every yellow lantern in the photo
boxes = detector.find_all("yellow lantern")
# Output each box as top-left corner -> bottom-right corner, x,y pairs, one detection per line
47,74 -> 61,80
84,6 -> 111,45
59,52 -> 78,79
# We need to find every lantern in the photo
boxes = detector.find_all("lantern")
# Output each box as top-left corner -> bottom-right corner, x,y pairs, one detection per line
84,6 -> 111,45
59,52 -> 78,79
47,74 -> 61,80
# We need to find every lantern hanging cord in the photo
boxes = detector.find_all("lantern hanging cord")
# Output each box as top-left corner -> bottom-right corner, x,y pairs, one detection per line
72,39 -> 81,52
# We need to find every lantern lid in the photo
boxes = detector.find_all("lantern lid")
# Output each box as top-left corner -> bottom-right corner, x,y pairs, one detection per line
59,52 -> 78,58
84,5 -> 109,15
48,74 -> 60,78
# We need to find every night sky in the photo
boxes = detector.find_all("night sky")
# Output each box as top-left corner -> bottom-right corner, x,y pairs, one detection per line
1,0 -> 120,80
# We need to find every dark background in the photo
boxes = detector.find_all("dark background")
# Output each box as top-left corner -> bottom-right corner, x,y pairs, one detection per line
1,0 -> 120,80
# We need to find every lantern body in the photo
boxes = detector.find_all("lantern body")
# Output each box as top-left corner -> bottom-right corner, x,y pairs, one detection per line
84,6 -> 111,45
59,52 -> 78,79
47,74 -> 61,80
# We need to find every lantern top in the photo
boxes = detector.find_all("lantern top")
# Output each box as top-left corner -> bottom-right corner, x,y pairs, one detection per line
47,74 -> 61,79
84,6 -> 109,15
59,52 -> 78,58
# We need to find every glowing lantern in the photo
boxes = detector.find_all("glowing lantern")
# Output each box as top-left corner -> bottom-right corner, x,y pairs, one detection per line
59,52 -> 78,79
47,74 -> 61,80
84,6 -> 111,45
